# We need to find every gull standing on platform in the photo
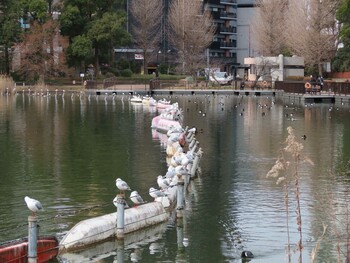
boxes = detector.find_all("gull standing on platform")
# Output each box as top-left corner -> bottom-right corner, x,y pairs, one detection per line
130,191 -> 144,207
116,178 -> 131,194
24,196 -> 44,216
149,187 -> 167,200
157,175 -> 170,190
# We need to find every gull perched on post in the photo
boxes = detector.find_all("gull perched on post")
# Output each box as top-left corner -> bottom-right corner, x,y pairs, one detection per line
130,191 -> 144,207
24,196 -> 44,216
116,178 -> 131,194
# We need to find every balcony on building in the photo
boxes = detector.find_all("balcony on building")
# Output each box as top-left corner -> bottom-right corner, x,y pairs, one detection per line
220,0 -> 237,5
219,26 -> 237,34
220,11 -> 237,19
220,41 -> 236,49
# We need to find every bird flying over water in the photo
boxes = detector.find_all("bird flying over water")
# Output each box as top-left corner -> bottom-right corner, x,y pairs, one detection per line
116,178 -> 131,193
24,196 -> 44,216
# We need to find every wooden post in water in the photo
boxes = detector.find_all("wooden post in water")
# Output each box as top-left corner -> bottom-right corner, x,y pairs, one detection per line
116,194 -> 125,239
176,177 -> 185,218
28,215 -> 38,263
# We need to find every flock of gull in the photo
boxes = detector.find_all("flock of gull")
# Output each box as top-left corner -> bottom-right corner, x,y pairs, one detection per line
113,175 -> 170,208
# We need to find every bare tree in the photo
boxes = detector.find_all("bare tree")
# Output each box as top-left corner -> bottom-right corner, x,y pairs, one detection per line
168,0 -> 216,80
255,57 -> 278,82
286,0 -> 341,75
17,19 -> 69,84
251,0 -> 289,56
129,0 -> 162,74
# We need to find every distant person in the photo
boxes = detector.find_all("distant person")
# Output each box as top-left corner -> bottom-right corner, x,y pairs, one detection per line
310,75 -> 316,85
240,80 -> 245,90
317,75 -> 324,91
315,75 -> 324,93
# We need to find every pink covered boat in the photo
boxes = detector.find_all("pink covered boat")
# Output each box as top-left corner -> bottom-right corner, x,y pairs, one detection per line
156,99 -> 172,109
151,103 -> 183,133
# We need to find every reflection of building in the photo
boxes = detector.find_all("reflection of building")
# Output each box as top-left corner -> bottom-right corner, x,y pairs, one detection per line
244,54 -> 304,81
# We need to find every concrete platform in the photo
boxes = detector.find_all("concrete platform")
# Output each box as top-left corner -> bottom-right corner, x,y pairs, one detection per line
84,87 -> 350,106
87,89 -> 277,97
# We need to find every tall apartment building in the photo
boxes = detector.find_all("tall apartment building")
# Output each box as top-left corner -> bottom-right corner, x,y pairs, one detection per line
124,0 -> 256,77
205,0 -> 238,74
204,0 -> 256,78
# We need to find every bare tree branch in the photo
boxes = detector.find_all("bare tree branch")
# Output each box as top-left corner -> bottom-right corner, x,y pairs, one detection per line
286,0 -> 341,75
130,0 -> 163,74
168,0 -> 216,79
251,0 -> 289,56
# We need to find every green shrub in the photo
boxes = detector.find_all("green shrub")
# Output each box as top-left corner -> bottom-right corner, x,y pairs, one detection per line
121,69 -> 133,77
105,72 -> 116,78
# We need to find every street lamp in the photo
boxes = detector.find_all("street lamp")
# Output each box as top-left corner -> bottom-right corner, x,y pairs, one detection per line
166,49 -> 172,74
156,50 -> 162,66
80,73 -> 85,86
156,50 -> 161,77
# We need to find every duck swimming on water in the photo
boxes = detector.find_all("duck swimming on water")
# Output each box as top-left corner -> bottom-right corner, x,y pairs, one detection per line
241,250 -> 254,260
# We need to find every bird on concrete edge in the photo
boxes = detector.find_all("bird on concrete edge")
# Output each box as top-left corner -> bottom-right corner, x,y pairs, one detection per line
130,191 -> 145,207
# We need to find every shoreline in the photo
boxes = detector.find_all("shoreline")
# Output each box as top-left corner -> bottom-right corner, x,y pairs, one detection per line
3,84 -> 350,106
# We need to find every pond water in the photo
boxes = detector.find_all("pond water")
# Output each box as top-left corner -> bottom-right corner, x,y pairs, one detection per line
1,92 -> 350,263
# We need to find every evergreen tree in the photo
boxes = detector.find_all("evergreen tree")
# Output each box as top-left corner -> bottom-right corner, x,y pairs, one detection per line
333,0 -> 350,72
59,0 -> 130,76
0,0 -> 22,74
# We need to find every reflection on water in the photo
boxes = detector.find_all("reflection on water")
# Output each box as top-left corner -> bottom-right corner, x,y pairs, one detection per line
58,222 -> 168,262
1,93 -> 350,262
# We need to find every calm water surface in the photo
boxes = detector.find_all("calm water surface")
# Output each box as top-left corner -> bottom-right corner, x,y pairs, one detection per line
1,92 -> 350,263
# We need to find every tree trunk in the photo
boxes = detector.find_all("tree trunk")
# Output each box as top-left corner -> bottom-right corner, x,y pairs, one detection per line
143,49 -> 148,75
5,44 -> 10,75
94,44 -> 100,77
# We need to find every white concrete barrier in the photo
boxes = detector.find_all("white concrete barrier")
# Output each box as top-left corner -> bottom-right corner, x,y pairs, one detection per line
59,202 -> 168,252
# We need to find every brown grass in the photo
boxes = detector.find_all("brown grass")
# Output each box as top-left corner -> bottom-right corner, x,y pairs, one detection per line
267,126 -> 314,263
0,75 -> 15,95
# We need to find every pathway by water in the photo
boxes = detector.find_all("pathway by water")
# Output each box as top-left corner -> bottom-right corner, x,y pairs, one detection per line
1,93 -> 350,262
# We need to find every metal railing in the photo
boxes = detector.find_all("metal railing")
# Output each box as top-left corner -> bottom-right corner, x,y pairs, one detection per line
275,81 -> 350,95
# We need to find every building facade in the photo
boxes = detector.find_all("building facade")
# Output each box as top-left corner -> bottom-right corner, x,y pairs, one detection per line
202,0 -> 257,78
244,55 -> 305,81
204,0 -> 238,75
124,0 -> 257,77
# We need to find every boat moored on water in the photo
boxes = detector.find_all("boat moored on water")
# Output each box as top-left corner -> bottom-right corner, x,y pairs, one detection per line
156,98 -> 171,109
0,236 -> 58,263
151,103 -> 183,133
130,95 -> 142,103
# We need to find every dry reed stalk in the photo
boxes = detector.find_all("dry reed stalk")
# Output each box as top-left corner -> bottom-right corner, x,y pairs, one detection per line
0,75 -> 15,95
267,126 -> 314,263
323,160 -> 350,262
33,77 -> 47,93
311,224 -> 328,263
